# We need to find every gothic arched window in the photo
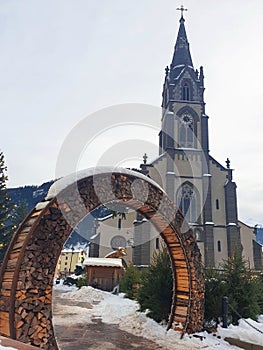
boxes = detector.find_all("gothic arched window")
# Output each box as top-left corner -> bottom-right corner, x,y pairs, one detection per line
179,113 -> 195,148
183,82 -> 190,101
177,182 -> 198,223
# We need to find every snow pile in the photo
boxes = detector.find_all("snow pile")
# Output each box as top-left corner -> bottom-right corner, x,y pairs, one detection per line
55,286 -> 244,349
92,293 -> 236,349
53,283 -> 78,292
218,318 -> 263,346
59,286 -> 106,303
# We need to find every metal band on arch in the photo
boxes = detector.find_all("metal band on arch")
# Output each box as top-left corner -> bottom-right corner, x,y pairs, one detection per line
0,169 -> 204,349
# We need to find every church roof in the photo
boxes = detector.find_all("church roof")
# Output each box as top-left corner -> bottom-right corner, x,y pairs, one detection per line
171,15 -> 194,70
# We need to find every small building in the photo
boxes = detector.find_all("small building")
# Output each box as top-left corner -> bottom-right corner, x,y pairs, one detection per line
83,257 -> 124,292
55,248 -> 88,278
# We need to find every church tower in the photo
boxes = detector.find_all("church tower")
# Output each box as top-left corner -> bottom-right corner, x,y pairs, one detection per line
160,12 -> 206,153
87,7 -> 260,270
141,9 -> 242,267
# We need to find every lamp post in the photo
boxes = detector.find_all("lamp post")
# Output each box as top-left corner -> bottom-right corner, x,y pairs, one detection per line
69,247 -> 74,274
222,296 -> 228,328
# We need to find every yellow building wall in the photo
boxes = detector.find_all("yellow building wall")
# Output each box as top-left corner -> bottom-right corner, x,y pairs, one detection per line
55,249 -> 87,278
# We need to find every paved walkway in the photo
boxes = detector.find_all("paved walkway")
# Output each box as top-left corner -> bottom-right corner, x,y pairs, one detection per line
53,291 -> 164,350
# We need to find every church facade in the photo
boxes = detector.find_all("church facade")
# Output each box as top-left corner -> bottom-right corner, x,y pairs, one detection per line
91,13 -> 262,269
136,13 -> 241,267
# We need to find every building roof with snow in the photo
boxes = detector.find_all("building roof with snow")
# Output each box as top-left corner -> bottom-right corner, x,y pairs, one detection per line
83,257 -> 123,268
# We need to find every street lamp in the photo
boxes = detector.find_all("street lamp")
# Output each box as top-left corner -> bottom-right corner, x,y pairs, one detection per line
69,247 -> 74,274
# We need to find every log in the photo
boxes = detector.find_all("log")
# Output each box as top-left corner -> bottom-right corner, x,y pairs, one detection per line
0,312 -> 10,336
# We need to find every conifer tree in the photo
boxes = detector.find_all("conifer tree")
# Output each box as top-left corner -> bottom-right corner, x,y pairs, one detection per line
222,251 -> 261,324
120,263 -> 141,299
204,266 -> 226,324
204,252 -> 263,325
12,201 -> 28,229
137,247 -> 173,323
0,151 -> 14,263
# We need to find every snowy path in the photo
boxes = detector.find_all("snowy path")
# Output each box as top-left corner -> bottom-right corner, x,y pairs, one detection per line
52,285 -> 247,350
1,285 -> 261,349
53,289 -> 163,350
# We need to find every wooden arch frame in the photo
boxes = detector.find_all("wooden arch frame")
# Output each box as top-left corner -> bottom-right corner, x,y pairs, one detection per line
0,169 -> 204,349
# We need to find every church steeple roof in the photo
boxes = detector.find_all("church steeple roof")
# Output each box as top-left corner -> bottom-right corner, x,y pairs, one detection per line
171,15 -> 193,68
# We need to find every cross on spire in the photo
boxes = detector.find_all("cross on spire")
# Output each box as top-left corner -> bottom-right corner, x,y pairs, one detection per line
143,153 -> 148,164
176,4 -> 188,18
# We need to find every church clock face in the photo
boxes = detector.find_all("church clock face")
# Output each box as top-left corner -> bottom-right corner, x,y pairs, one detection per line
182,113 -> 193,125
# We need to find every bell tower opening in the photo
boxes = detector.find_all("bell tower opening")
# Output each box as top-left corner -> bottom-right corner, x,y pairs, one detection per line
182,82 -> 190,101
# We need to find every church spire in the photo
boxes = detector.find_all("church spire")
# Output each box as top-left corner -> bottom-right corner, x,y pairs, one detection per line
172,7 -> 193,68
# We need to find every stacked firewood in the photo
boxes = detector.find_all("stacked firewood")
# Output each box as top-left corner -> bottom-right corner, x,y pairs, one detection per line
0,172 -> 204,348
183,228 -> 204,333
11,203 -> 70,348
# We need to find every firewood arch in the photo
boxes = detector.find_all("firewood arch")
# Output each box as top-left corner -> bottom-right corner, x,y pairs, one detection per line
0,170 -> 204,349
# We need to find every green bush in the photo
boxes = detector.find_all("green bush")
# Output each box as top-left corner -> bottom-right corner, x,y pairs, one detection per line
120,263 -> 141,299
204,252 -> 263,325
257,273 -> 263,315
204,266 -> 226,323
137,248 -> 173,323
221,253 -> 262,324
76,276 -> 89,289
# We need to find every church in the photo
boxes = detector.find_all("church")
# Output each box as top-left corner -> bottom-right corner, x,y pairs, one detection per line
91,10 -> 262,269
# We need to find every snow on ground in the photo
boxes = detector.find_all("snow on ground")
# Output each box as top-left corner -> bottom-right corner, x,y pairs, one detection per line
54,285 -> 263,349
218,318 -> 263,346
0,341 -> 16,350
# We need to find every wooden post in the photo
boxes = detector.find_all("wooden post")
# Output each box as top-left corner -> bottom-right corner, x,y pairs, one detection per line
222,296 -> 228,328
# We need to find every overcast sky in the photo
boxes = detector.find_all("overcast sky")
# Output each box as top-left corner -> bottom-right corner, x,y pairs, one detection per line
1,0 -> 263,225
